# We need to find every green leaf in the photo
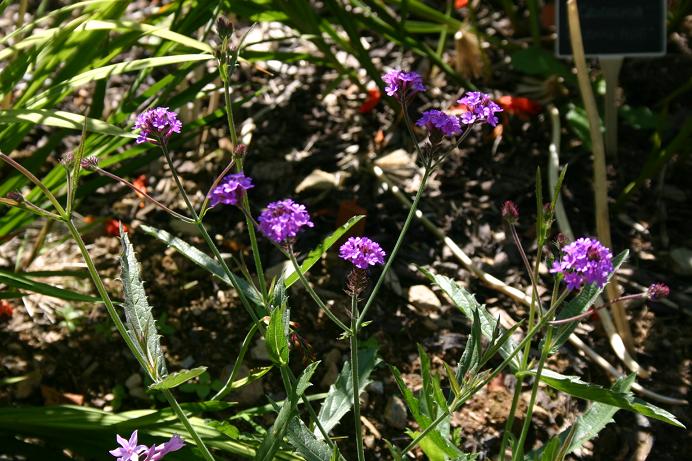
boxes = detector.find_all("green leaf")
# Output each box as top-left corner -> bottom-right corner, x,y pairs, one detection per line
229,366 -> 272,390
549,250 -> 629,354
255,361 -> 320,461
119,230 -> 167,380
528,369 -> 685,428
286,416 -> 333,461
620,105 -> 660,130
510,47 -> 575,83
139,224 -> 264,311
284,215 -> 364,288
528,374 -> 634,460
266,303 -> 290,367
148,367 -> 207,391
0,269 -> 100,303
316,341 -> 379,437
421,268 -> 521,371
0,109 -> 134,138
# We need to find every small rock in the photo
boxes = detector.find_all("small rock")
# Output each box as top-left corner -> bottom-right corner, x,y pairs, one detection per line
408,285 -> 441,311
125,373 -> 142,390
366,380 -> 384,395
384,396 -> 408,429
295,169 -> 341,193
250,338 -> 270,361
671,248 -> 692,276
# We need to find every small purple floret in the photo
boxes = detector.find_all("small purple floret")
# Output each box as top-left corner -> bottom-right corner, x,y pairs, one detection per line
416,110 -> 462,137
339,237 -> 386,270
457,91 -> 503,127
109,431 -> 184,461
134,107 -> 182,144
258,199 -> 314,244
647,283 -> 669,300
550,237 -> 614,291
382,69 -> 426,100
209,172 -> 254,207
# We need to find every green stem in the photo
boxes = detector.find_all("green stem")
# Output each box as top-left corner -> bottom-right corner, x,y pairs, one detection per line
356,166 -> 431,328
159,142 -> 259,322
0,152 -> 66,216
350,295 -> 365,461
527,0 -> 541,47
512,327 -> 554,460
163,389 -> 216,461
66,219 -> 215,460
211,319 -> 261,401
401,301 -> 562,456
238,158 -> 268,304
287,249 -> 349,333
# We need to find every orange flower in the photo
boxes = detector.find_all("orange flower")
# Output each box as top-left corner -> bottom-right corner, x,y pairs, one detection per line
455,0 -> 468,8
358,88 -> 381,114
0,300 -> 13,320
104,219 -> 128,237
132,174 -> 147,198
497,96 -> 542,118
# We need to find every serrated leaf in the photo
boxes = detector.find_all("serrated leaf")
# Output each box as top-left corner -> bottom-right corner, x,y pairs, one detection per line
139,224 -> 264,312
255,361 -> 320,461
148,366 -> 207,390
119,230 -> 167,380
266,303 -> 289,367
284,215 -> 364,288
421,268 -> 521,371
316,341 -> 379,437
286,416 -> 333,461
528,374 -> 634,460
549,250 -> 628,354
528,369 -> 685,428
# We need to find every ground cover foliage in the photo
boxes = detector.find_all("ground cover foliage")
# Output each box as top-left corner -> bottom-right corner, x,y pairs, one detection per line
0,1 -> 690,460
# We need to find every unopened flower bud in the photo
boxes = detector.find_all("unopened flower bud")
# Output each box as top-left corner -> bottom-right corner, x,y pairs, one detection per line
6,191 -> 24,202
60,152 -> 74,165
80,156 -> 99,170
216,17 -> 233,39
647,283 -> 670,300
555,232 -> 568,247
234,143 -> 247,158
502,200 -> 519,224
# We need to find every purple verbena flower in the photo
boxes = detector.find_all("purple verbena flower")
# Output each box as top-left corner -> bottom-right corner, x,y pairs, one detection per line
457,91 -> 503,127
134,107 -> 182,144
550,237 -> 614,291
258,199 -> 314,244
416,110 -> 462,137
209,172 -> 254,207
109,430 -> 147,461
647,283 -> 670,300
109,431 -> 184,461
339,237 -> 386,270
382,69 -> 426,100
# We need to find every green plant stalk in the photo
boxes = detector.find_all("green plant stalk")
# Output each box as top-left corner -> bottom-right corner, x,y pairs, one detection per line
212,319 -> 261,401
287,249 -> 350,333
350,295 -> 365,461
158,142 -> 260,323
218,48 -> 268,303
65,219 -> 216,460
357,166 -> 431,328
401,300 -> 563,456
162,388 -> 216,461
527,0 -> 541,47
512,327 -> 554,460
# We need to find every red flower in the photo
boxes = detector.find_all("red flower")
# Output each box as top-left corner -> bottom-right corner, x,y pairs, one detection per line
455,0 -> 468,8
0,300 -> 13,320
104,219 -> 128,237
496,96 -> 542,118
359,88 -> 381,114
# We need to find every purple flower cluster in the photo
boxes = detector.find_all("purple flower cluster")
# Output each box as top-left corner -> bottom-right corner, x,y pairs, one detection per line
457,91 -> 503,127
258,199 -> 314,244
647,283 -> 670,300
339,237 -> 386,270
109,431 -> 184,461
382,69 -> 426,100
134,107 -> 182,144
416,110 -> 462,137
550,237 -> 614,290
209,172 -> 253,207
